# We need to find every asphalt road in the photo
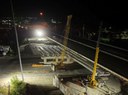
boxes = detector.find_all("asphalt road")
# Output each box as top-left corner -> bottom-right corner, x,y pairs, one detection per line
50,35 -> 128,78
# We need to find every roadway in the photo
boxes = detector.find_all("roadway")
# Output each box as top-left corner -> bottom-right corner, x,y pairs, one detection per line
49,34 -> 128,78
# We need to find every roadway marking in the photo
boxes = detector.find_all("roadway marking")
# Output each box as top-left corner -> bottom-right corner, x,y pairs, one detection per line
87,39 -> 128,52
53,34 -> 128,62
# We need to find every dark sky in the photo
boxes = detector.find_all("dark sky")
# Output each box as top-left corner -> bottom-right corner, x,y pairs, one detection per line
0,0 -> 128,30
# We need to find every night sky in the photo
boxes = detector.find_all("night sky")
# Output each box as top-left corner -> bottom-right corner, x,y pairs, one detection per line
0,0 -> 128,30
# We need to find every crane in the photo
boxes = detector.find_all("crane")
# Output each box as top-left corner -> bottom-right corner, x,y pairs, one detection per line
56,15 -> 72,68
90,22 -> 103,87
31,15 -> 72,70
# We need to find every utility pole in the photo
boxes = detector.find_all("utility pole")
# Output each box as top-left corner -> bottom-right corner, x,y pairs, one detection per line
90,22 -> 103,87
10,0 -> 24,81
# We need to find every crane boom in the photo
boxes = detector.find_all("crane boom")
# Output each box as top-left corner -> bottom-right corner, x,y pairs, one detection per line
90,22 -> 103,87
58,15 -> 72,67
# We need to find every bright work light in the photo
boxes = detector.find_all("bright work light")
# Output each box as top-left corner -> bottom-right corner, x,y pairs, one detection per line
35,29 -> 45,37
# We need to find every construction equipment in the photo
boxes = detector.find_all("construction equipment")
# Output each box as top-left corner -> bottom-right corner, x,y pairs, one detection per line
57,15 -> 72,68
90,22 -> 103,87
32,15 -> 72,69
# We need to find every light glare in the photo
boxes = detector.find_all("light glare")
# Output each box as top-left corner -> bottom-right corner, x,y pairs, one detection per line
35,29 -> 44,37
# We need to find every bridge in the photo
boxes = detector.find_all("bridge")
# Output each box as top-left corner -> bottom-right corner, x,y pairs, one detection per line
23,36 -> 128,94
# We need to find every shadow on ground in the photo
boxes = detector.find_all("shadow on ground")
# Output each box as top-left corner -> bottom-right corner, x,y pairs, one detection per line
26,84 -> 63,95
